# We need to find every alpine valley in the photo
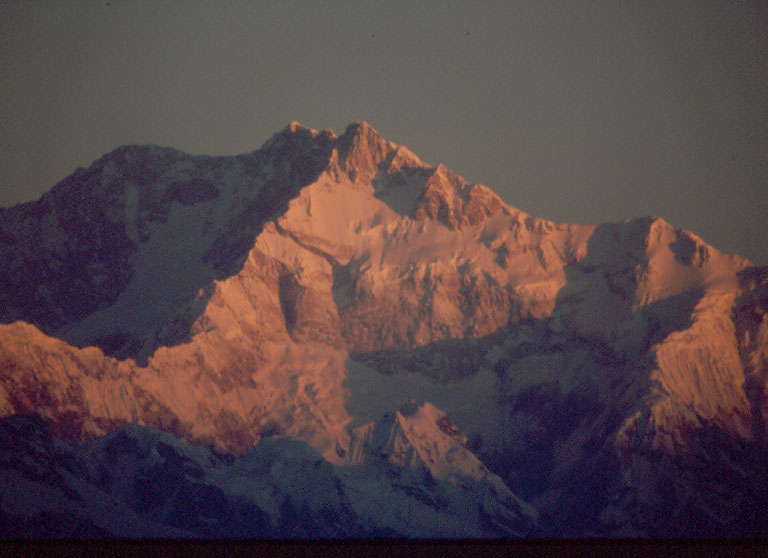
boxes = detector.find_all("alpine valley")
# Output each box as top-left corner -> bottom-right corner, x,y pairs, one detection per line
1,122 -> 766,538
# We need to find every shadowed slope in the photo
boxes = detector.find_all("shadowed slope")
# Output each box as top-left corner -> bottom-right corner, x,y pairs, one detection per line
0,121 -> 765,537
0,122 -> 429,364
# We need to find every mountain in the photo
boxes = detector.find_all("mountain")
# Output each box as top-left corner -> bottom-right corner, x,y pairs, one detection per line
1,121 -> 766,537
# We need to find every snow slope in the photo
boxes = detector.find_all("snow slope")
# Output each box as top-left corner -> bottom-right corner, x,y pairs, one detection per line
0,121 -> 766,537
0,413 -> 535,538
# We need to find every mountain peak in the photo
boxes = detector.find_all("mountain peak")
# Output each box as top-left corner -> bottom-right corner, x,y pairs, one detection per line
280,120 -> 376,141
1,120 -> 767,538
259,121 -> 330,154
341,120 -> 377,137
285,120 -> 317,135
338,120 -> 387,150
332,122 -> 403,184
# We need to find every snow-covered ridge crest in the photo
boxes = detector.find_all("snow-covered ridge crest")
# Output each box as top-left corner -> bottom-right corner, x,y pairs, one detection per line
0,121 -> 766,537
0,120 -> 521,363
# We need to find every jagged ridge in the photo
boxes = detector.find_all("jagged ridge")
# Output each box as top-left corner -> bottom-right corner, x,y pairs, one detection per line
1,121 -> 766,537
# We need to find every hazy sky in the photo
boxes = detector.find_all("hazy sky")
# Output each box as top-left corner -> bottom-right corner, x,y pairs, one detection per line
2,1 -> 766,264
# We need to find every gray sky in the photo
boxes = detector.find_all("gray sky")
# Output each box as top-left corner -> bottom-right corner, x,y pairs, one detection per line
2,1 -> 766,264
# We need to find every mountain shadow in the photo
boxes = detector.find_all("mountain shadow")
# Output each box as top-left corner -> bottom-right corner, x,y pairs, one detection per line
0,127 -> 337,365
734,265 -> 768,445
344,219 -> 768,536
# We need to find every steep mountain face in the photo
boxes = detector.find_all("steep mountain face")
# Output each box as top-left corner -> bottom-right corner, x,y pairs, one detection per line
0,413 -> 534,538
0,124 -> 335,362
0,121 -> 766,537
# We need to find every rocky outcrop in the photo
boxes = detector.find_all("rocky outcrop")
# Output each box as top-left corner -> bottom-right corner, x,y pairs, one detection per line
1,121 -> 766,537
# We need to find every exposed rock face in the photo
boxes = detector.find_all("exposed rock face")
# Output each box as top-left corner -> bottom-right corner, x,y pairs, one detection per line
0,121 -> 766,537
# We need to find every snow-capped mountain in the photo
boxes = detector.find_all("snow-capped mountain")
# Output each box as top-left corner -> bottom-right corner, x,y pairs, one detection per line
1,121 -> 766,537
0,411 -> 535,538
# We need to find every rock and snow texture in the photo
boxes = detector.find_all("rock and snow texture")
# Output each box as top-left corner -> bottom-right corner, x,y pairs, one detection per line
0,414 -> 534,538
0,121 -> 767,537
